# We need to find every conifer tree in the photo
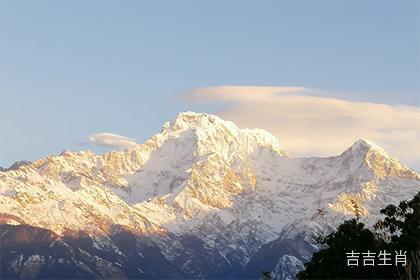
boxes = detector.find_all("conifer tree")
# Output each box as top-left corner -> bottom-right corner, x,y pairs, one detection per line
297,191 -> 420,279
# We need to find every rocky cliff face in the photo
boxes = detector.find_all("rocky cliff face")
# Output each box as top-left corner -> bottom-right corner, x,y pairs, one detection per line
1,112 -> 419,279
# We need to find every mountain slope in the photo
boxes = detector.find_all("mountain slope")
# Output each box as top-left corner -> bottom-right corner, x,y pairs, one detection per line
1,111 -> 419,279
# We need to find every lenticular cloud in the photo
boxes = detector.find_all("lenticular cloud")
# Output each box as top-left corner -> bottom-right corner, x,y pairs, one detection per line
186,86 -> 420,170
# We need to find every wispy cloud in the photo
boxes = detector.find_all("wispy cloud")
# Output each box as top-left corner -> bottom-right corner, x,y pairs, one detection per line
186,86 -> 420,170
89,133 -> 138,150
186,86 -> 307,101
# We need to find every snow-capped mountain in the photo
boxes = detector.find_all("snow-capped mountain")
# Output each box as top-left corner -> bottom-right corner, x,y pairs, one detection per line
1,112 -> 419,279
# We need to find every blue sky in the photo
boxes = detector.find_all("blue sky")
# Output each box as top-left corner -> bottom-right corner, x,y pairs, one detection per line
0,1 -> 419,168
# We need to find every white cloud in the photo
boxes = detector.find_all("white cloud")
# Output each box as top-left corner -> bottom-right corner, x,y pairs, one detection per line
89,132 -> 138,150
187,86 -> 420,170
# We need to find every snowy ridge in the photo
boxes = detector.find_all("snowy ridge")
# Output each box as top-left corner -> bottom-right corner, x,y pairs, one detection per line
1,111 -> 419,278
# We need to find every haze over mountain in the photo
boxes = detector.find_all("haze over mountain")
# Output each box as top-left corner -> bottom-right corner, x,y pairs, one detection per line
1,112 -> 419,279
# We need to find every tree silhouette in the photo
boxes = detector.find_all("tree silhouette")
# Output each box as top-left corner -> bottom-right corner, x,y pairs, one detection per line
297,219 -> 391,279
350,199 -> 362,223
298,191 -> 420,279
374,191 -> 420,280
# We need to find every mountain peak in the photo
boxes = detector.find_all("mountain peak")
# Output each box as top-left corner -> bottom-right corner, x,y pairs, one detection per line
342,139 -> 419,179
176,111 -> 216,120
350,139 -> 387,155
165,111 -> 234,132
0,160 -> 32,172
159,111 -> 285,156
341,139 -> 389,160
